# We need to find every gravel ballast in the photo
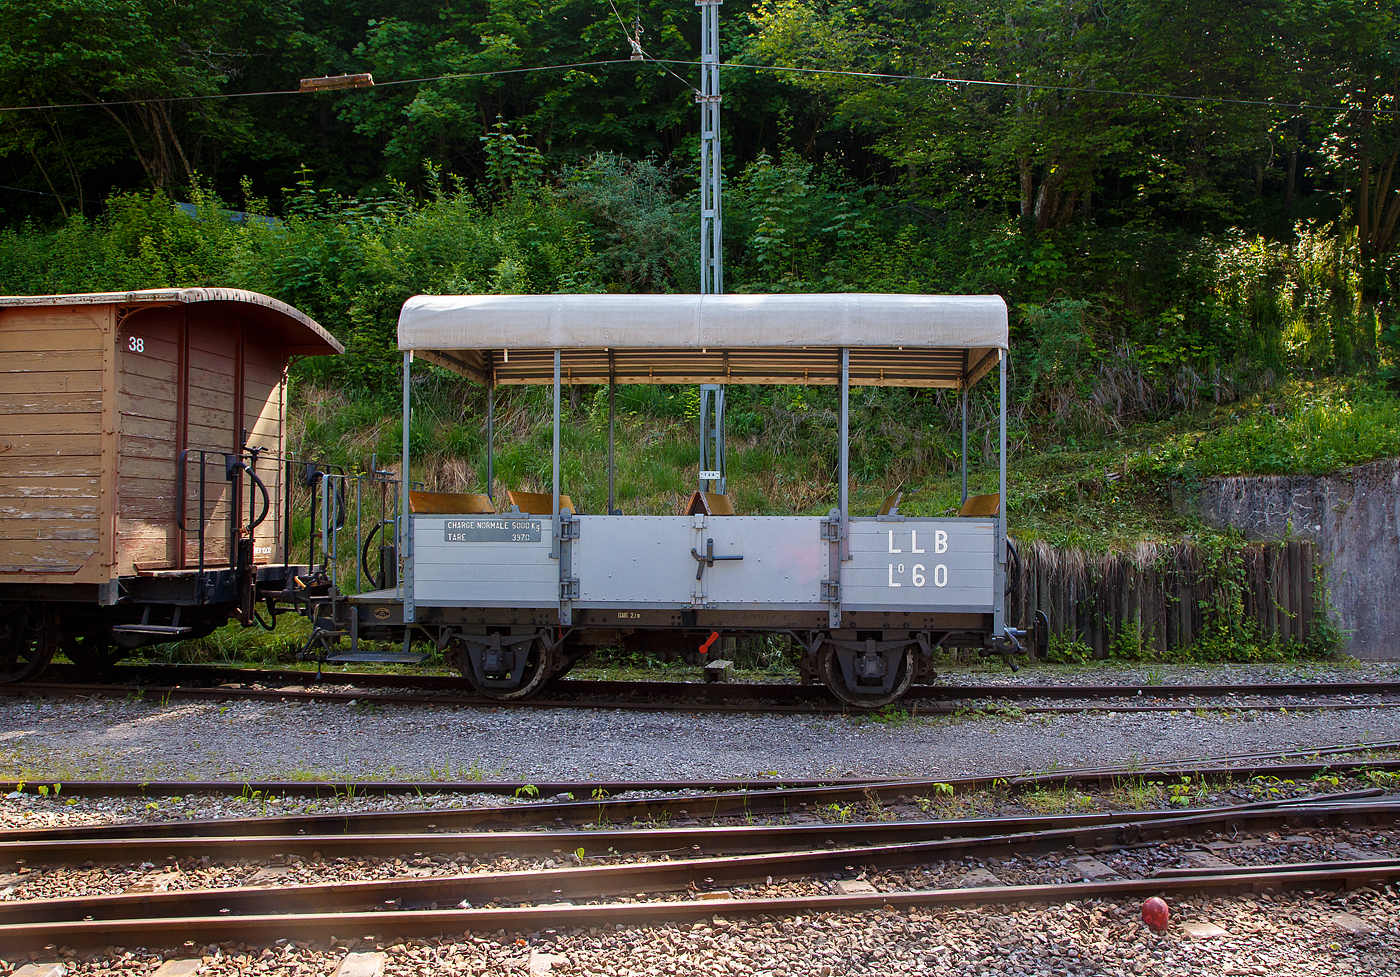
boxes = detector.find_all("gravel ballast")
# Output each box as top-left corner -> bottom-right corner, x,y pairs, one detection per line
4,887 -> 1395,976
2,660 -> 1399,974
2,663 -> 1400,785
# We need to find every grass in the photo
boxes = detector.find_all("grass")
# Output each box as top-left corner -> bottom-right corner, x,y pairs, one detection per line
293,370 -> 1399,556
1021,786 -> 1100,814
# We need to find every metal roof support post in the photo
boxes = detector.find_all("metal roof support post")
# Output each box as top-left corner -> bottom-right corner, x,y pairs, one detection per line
697,0 -> 723,295
960,386 -> 968,505
995,348 -> 1007,636
486,381 -> 495,501
552,349 -> 561,559
607,377 -> 616,514
401,349 -> 414,623
840,347 -> 850,562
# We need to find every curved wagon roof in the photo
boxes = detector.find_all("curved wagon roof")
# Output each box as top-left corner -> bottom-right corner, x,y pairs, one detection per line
0,288 -> 342,356
398,293 -> 1007,388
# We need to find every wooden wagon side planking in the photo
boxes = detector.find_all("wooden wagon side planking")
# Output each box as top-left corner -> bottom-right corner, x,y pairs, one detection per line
0,288 -> 342,675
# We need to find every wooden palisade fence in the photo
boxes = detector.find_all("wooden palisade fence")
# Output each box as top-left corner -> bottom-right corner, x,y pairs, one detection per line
1007,540 -> 1319,659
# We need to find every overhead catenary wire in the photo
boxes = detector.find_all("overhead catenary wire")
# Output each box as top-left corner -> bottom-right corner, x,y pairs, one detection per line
0,56 -> 1394,118
0,182 -> 104,207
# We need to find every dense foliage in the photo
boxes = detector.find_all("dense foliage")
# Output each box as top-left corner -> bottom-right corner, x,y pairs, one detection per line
1,0 -> 1398,510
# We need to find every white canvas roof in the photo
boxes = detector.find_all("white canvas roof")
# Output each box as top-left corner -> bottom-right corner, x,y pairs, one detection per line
398,293 -> 1007,388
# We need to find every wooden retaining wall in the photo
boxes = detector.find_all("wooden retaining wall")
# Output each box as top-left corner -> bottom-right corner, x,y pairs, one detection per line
1007,539 -> 1319,657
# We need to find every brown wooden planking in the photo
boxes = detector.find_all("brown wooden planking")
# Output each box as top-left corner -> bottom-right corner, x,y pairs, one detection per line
2,414 -> 103,441
115,455 -> 184,481
0,537 -> 96,572
118,531 -> 175,568
0,432 -> 101,458
5,300 -> 302,579
191,384 -> 243,413
188,320 -> 238,350
188,328 -> 237,357
189,363 -> 238,391
113,414 -> 167,441
124,373 -> 244,416
0,453 -> 102,478
118,473 -> 181,500
0,370 -> 104,394
0,327 -> 103,353
245,411 -> 282,437
187,350 -> 235,378
243,376 -> 282,403
244,361 -> 283,387
243,431 -> 280,450
0,391 -> 104,414
0,476 -> 99,499
118,352 -> 178,384
120,372 -> 181,404
121,535 -> 200,568
0,501 -> 98,521
0,519 -> 99,541
119,434 -> 178,463
185,425 -> 236,452
119,392 -> 180,422
96,303 -> 119,583
0,349 -> 104,374
117,333 -> 178,364
120,493 -> 228,521
187,402 -> 234,430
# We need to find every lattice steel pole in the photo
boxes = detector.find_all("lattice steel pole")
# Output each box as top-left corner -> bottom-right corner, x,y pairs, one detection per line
697,0 -> 723,295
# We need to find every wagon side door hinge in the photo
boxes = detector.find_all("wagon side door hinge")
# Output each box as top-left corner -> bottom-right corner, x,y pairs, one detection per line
558,510 -> 577,625
822,507 -> 842,628
559,512 -> 580,540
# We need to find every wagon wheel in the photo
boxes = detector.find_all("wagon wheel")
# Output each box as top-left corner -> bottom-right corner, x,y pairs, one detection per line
60,634 -> 126,674
458,635 -> 554,701
0,605 -> 60,684
817,641 -> 914,710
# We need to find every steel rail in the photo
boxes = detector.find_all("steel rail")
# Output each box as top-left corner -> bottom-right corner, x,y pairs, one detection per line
1029,739 -> 1400,780
2,859 -> 1397,953
0,776 -> 874,800
1,802 -> 1395,926
52,663 -> 1400,703
3,762 -> 1398,845
4,679 -> 1398,718
0,792 -> 1387,868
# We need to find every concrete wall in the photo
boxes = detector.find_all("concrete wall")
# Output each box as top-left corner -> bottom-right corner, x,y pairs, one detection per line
1192,458 -> 1400,660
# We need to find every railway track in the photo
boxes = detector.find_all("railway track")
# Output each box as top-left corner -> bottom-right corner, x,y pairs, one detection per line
7,663 -> 1400,716
0,787 -> 1395,953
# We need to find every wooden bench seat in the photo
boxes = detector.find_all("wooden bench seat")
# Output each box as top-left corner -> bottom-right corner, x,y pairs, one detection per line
958,493 -> 1000,517
685,491 -> 736,516
506,490 -> 575,514
408,490 -> 495,514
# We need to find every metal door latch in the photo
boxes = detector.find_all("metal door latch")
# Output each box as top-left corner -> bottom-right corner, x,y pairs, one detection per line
691,537 -> 743,581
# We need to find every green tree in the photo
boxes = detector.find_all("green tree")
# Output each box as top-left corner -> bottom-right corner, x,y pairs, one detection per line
0,0 -> 292,206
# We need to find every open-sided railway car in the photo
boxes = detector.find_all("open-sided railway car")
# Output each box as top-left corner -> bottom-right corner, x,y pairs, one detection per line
0,288 -> 343,680
338,292 -> 1023,707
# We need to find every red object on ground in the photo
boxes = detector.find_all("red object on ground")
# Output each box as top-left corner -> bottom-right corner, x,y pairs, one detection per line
1142,896 -> 1170,930
698,631 -> 721,656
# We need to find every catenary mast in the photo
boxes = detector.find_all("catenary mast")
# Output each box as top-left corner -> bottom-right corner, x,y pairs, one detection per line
697,0 -> 722,295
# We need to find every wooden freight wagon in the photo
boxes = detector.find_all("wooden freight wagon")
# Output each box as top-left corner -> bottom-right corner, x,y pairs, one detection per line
0,288 -> 342,680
